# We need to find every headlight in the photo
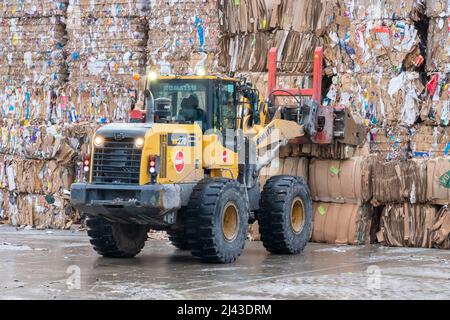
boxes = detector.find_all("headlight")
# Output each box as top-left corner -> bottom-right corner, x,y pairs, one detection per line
94,136 -> 104,147
148,71 -> 158,82
135,137 -> 145,149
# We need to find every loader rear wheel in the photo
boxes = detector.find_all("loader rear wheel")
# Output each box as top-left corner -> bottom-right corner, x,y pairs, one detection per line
167,210 -> 190,250
86,216 -> 149,258
259,176 -> 312,254
185,179 -> 249,263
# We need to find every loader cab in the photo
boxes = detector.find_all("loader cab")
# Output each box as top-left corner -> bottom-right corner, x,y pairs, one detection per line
148,76 -> 239,133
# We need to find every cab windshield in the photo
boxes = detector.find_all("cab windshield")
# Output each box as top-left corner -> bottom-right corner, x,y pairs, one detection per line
150,80 -> 208,125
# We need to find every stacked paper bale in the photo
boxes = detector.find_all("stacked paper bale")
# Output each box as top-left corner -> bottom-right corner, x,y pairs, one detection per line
418,0 -> 450,154
325,0 -> 426,131
65,0 -> 149,123
0,0 -> 82,228
147,0 -> 222,75
0,120 -> 95,229
308,156 -> 378,245
218,0 -> 331,74
0,1 -> 68,88
374,1 -> 450,248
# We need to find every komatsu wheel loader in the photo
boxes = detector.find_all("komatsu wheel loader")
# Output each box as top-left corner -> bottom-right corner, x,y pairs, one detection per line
70,47 -> 366,263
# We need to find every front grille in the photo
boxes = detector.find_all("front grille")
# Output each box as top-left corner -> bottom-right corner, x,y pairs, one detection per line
92,138 -> 142,185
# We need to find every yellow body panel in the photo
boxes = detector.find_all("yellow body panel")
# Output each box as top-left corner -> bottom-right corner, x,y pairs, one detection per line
141,124 -> 204,185
202,133 -> 239,180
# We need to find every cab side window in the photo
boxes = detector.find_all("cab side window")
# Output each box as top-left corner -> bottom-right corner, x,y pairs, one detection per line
214,83 -> 236,131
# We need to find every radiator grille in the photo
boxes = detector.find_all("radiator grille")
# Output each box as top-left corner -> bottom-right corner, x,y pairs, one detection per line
92,138 -> 142,185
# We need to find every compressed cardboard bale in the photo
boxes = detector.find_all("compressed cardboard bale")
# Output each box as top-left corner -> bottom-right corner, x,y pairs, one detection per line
426,18 -> 450,73
0,1 -> 68,18
377,204 -> 449,248
325,19 -> 421,74
309,157 -> 372,204
427,157 -> 450,205
0,190 -> 8,221
371,159 -> 428,205
420,74 -> 450,126
270,0 -> 335,35
66,13 -> 148,88
430,206 -> 450,249
369,126 -> 411,161
221,30 -> 322,73
410,125 -> 450,157
147,0 -> 221,75
426,0 -> 450,18
311,202 -> 374,245
330,71 -> 424,127
335,0 -> 425,21
259,157 -> 309,188
15,194 -> 72,229
219,0 -> 269,35
6,192 -> 19,226
0,86 -> 74,126
0,17 -> 67,87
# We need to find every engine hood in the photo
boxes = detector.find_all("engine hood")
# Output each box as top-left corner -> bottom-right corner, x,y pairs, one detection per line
95,123 -> 153,139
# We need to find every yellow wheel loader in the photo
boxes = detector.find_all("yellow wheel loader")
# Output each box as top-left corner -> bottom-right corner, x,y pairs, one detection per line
70,47 -> 366,263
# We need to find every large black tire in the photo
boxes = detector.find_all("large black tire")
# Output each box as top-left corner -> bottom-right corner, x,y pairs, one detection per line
185,179 -> 249,263
259,176 -> 312,254
86,216 -> 149,258
167,210 -> 190,250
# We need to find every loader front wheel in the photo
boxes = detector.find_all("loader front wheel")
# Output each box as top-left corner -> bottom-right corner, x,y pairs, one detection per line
167,210 -> 190,250
185,179 -> 249,263
86,216 -> 149,258
259,176 -> 312,254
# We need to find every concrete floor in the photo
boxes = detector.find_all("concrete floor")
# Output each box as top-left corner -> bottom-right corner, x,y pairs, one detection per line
1,225 -> 450,300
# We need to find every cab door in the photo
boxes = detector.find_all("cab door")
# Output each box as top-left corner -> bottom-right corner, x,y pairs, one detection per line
202,81 -> 239,179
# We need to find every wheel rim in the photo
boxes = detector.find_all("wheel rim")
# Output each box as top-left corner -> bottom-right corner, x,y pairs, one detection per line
291,197 -> 305,234
222,202 -> 239,242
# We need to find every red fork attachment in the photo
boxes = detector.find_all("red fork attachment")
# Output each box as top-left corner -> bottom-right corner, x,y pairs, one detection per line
266,47 -> 333,144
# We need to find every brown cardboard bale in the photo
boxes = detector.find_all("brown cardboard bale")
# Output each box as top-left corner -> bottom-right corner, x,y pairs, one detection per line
372,159 -> 428,205
411,125 -> 450,157
221,30 -> 322,73
420,74 -> 450,126
219,0 -> 269,35
427,157 -> 450,205
330,72 -> 423,128
311,202 -> 374,245
430,206 -> 450,249
309,157 -> 372,204
426,0 -> 450,18
377,204 -> 448,248
370,126 -> 411,161
325,19 -> 421,75
335,0 -> 425,21
259,157 -> 309,188
0,190 -> 8,220
6,192 -> 19,226
426,18 -> 450,73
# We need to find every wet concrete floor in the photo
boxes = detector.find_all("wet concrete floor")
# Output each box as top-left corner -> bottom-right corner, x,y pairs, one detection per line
1,224 -> 450,300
